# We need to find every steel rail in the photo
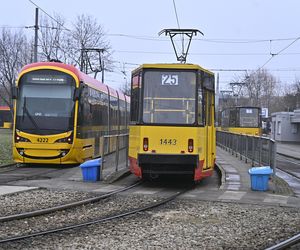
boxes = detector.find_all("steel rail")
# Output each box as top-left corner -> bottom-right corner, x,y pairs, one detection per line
0,163 -> 17,168
0,185 -> 193,244
0,181 -> 142,223
265,233 -> 300,250
276,154 -> 300,181
276,151 -> 300,161
0,163 -> 18,173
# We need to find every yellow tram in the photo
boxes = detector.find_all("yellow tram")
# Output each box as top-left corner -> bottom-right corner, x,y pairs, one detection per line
128,63 -> 215,181
12,62 -> 129,165
220,106 -> 262,136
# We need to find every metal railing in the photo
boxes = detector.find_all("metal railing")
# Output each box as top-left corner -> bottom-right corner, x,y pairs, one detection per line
100,133 -> 129,180
216,131 -> 276,171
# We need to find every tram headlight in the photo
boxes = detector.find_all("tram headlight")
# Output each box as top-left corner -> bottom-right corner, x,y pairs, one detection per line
15,134 -> 30,142
60,150 -> 69,157
143,137 -> 149,151
188,139 -> 194,153
55,133 -> 73,144
17,148 -> 25,155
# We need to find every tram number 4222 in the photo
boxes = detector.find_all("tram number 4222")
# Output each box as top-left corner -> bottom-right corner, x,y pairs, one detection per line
160,139 -> 177,145
37,138 -> 48,143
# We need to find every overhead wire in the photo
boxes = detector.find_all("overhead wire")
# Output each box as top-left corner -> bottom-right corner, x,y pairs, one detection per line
114,49 -> 300,56
172,0 -> 181,29
0,26 -> 26,29
22,0 -> 300,83
28,0 -> 71,31
172,0 -> 185,56
259,36 -> 300,69
107,33 -> 300,44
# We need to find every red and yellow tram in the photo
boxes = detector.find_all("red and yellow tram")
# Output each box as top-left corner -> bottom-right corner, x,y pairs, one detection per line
128,63 -> 215,181
12,62 -> 129,164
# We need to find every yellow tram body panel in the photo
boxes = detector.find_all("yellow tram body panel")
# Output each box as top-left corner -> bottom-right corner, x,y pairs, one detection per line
129,125 -> 216,179
13,130 -> 95,164
224,127 -> 262,136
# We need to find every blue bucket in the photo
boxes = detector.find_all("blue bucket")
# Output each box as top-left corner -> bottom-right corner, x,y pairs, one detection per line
248,166 -> 273,191
80,158 -> 102,182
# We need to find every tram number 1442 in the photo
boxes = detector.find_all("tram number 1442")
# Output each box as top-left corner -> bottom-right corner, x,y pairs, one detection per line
160,139 -> 177,145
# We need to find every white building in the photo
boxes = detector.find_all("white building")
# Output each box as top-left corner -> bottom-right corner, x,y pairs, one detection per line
271,109 -> 300,142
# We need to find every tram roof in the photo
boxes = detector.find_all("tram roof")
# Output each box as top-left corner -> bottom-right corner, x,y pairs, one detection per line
0,106 -> 10,111
132,63 -> 214,75
18,62 -> 129,101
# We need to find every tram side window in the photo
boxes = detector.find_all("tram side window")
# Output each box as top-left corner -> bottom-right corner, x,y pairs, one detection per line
126,98 -> 130,127
78,87 -> 110,128
130,74 -> 140,123
90,89 -> 100,125
198,89 -> 204,125
99,91 -> 109,127
119,100 -> 126,126
221,109 -> 229,127
109,96 -> 119,133
229,109 -> 237,127
78,87 -> 89,126
206,91 -> 212,126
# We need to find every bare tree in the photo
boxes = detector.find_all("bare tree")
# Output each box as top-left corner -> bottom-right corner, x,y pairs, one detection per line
39,14 -> 66,62
38,14 -> 113,79
282,79 -> 300,111
240,69 -> 278,111
64,14 -> 112,74
0,29 -> 32,117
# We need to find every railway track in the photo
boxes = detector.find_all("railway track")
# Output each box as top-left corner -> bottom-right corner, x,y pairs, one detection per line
0,180 -> 142,223
276,154 -> 300,197
0,163 -> 18,172
265,232 -> 300,250
0,182 -> 193,244
0,163 -> 76,184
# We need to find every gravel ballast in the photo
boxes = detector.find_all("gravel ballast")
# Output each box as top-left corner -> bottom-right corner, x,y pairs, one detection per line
0,189 -> 299,249
0,189 -> 97,217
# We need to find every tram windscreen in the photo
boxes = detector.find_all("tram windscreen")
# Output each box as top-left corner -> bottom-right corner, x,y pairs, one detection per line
143,70 -> 196,124
239,108 -> 259,127
16,69 -> 76,135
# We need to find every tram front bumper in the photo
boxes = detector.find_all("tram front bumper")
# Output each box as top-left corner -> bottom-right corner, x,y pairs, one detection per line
138,154 -> 198,175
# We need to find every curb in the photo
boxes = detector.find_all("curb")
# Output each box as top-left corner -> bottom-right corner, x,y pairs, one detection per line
215,161 -> 226,190
103,168 -> 131,184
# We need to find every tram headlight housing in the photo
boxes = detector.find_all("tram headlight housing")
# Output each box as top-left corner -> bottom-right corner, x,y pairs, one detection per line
15,134 -> 30,143
55,133 -> 73,144
60,149 -> 69,157
17,148 -> 25,155
188,139 -> 194,153
143,137 -> 149,151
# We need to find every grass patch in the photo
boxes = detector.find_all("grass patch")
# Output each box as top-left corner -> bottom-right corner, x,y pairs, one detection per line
0,129 -> 13,165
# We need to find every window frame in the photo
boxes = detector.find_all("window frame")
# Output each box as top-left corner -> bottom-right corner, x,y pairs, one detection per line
140,68 -> 200,127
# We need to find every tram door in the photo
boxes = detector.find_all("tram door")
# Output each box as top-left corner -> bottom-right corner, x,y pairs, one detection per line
203,74 -> 215,171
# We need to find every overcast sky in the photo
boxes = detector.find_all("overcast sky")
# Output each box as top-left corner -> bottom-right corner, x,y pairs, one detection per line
1,0 -> 300,91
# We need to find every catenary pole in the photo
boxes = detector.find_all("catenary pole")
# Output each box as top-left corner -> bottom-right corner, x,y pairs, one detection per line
34,8 -> 39,62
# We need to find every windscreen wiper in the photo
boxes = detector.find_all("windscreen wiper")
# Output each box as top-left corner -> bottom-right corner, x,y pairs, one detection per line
22,96 -> 41,133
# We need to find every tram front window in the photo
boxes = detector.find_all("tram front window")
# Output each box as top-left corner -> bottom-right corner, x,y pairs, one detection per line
239,108 -> 259,127
16,70 -> 75,135
143,70 -> 196,124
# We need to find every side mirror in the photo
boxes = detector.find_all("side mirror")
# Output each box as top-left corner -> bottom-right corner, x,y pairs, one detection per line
11,86 -> 18,99
73,84 -> 84,101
